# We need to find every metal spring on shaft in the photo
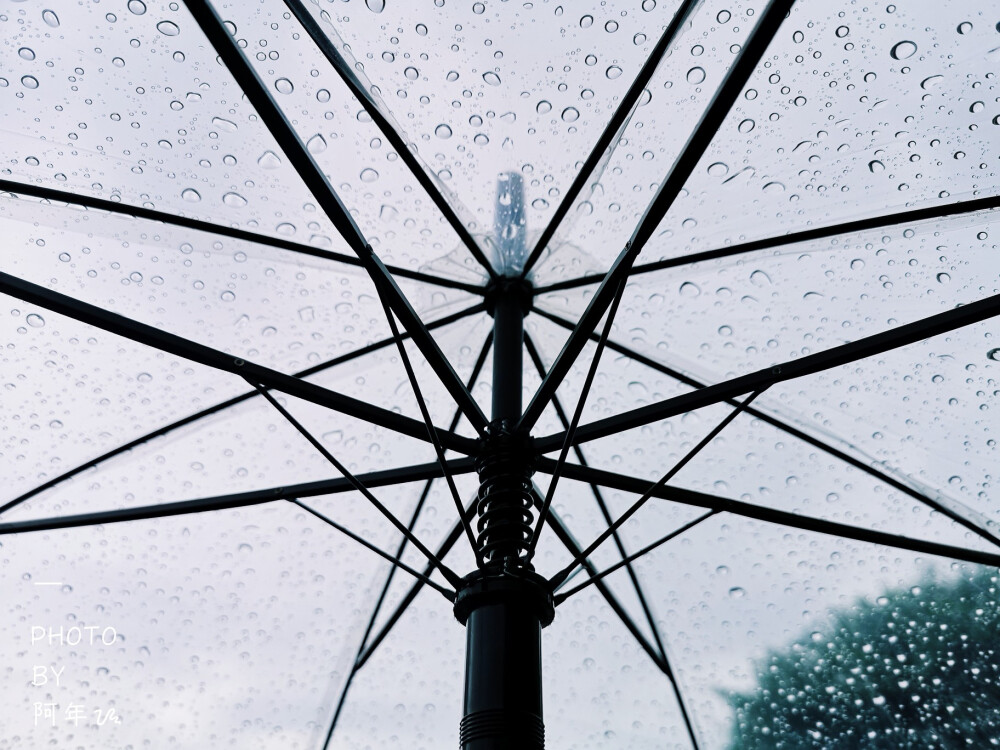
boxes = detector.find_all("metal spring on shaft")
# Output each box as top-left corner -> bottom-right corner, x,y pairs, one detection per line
475,443 -> 534,563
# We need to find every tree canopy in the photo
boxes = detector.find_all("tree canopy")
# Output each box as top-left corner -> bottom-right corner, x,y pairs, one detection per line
727,567 -> 1000,749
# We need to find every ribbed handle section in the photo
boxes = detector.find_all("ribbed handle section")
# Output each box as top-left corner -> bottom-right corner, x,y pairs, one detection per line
460,709 -> 544,749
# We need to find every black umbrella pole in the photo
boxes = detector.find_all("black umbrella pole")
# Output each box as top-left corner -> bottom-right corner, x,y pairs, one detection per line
455,571 -> 553,749
456,264 -> 552,748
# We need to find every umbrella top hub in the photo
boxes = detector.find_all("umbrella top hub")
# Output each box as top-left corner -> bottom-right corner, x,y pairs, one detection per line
483,274 -> 534,318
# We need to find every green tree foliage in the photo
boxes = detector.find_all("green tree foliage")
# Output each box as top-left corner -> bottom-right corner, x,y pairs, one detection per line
727,567 -> 1000,749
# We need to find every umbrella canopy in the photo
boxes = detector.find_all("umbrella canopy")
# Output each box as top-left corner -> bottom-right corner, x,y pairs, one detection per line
2,0 -> 999,747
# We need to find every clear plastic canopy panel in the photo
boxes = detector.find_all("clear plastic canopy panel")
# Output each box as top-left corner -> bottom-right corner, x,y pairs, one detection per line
2,0 -> 998,748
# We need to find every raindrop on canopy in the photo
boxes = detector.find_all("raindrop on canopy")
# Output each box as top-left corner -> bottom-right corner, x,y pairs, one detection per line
156,20 -> 180,36
128,0 -> 147,15
687,67 -> 706,84
274,78 -> 294,94
482,71 -> 501,86
359,168 -> 379,183
181,188 -> 201,202
434,123 -> 453,139
365,0 -> 385,12
222,192 -> 247,207
890,40 -> 917,59
306,134 -> 327,153
561,107 -> 580,122
257,150 -> 281,169
41,9 -> 60,26
26,314 -> 45,328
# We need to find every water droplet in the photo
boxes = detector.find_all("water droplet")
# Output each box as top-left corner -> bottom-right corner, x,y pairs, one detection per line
749,269 -> 772,286
415,23 -> 428,36
679,281 -> 701,298
365,0 -> 385,11
763,181 -> 785,193
835,25 -> 849,38
482,71 -> 501,86
561,106 -> 579,122
987,348 -> 1000,362
156,20 -> 180,36
707,161 -> 729,177
936,272 -> 951,284
18,47 -> 36,61
792,30 -> 804,43
728,586 -> 746,599
738,118 -> 755,133
920,75 -> 943,90
26,313 -> 45,328
113,56 -> 126,68
434,123 -> 453,139
605,20 -> 618,33
306,134 -> 327,153
404,66 -> 419,80
223,191 -> 247,207
642,0 -> 656,9
536,100 -> 552,114
970,101 -> 984,113
686,66 -> 706,84
257,150 -> 281,169
868,159 -> 885,173
128,0 -> 147,14
42,9 -> 60,27
473,1 -> 486,13
212,116 -> 238,133
850,258 -> 865,270
606,65 -> 623,80
220,290 -> 236,302
181,188 -> 201,202
474,133 -> 489,145
717,10 -> 731,23
890,40 -> 917,60
274,77 -> 294,94
21,75 -> 39,90
531,198 -> 549,210
580,14 -> 593,28
957,21 -> 973,34
359,167 -> 379,183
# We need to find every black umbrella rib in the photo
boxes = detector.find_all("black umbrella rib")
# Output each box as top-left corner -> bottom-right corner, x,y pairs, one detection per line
518,244 -> 640,432
530,485 -> 673,676
0,303 -> 484,518
0,272 -> 476,455
535,194 -> 1000,294
517,0 -> 795,433
248,382 -> 464,588
182,0 -> 489,434
533,306 -> 1000,550
518,0 -> 704,278
0,458 -> 476,536
354,506 -> 474,671
323,335 -> 492,747
290,499 -> 454,599
554,511 -> 717,604
526,276 -> 628,558
549,391 -> 765,589
538,461 -> 1000,570
524,333 -> 670,664
536,293 -> 1000,452
537,494 -> 705,750
0,179 -> 482,295
379,302 -> 483,562
279,0 -> 496,280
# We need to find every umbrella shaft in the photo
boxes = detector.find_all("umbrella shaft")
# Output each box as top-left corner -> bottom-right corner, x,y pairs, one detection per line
461,601 -> 545,749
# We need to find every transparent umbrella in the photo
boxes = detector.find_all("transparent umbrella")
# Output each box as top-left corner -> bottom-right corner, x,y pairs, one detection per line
2,0 -> 999,748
